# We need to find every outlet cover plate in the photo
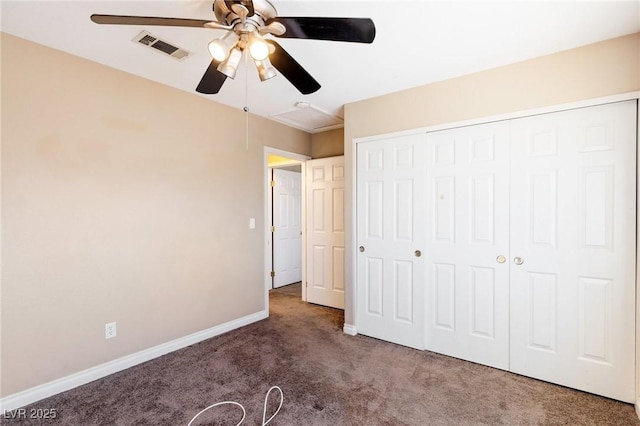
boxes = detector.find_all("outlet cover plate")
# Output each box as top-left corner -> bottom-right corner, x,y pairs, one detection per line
105,322 -> 117,339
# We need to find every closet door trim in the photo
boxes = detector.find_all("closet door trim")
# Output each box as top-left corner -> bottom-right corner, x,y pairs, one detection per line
353,92 -> 640,145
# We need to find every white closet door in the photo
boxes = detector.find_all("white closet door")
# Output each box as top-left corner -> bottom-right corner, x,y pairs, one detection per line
424,121 -> 511,369
306,156 -> 345,309
509,101 -> 636,403
273,169 -> 302,288
356,134 -> 427,349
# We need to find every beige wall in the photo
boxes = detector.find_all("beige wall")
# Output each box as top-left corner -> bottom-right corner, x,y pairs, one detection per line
343,33 -> 640,398
311,128 -> 344,158
345,33 -> 640,140
0,33 -> 311,397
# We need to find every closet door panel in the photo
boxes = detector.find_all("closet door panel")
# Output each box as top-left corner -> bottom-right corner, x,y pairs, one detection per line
356,134 -> 427,349
425,121 -> 511,370
509,100 -> 636,403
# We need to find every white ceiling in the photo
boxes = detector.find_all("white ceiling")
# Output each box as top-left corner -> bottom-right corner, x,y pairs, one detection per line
2,1 -> 639,132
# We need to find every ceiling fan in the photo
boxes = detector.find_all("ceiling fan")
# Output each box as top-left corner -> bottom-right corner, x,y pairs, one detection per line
91,0 -> 376,95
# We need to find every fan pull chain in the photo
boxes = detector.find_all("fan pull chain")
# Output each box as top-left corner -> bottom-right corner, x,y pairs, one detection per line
244,106 -> 249,151
244,51 -> 249,151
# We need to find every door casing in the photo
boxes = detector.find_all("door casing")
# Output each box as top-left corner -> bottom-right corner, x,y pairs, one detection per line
264,147 -> 310,308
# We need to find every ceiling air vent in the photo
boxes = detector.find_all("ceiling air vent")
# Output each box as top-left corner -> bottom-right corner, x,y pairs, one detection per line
132,31 -> 191,61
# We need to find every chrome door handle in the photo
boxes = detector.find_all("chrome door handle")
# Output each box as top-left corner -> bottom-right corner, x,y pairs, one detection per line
496,255 -> 506,264
359,246 -> 365,253
513,256 -> 524,265
414,250 -> 422,258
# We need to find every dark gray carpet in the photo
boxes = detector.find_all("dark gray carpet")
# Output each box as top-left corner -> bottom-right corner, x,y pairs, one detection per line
271,282 -> 302,297
2,283 -> 639,425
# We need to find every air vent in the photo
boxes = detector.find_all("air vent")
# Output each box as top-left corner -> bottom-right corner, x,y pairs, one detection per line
132,31 -> 191,61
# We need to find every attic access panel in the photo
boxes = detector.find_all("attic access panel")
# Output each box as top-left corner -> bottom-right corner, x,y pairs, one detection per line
270,104 -> 343,133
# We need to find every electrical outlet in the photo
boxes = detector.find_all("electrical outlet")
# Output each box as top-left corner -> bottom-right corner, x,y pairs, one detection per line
105,322 -> 117,339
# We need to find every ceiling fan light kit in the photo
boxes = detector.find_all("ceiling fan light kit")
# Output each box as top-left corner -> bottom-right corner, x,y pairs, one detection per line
218,47 -> 243,79
248,33 -> 270,61
208,31 -> 238,61
255,58 -> 278,81
90,0 -> 376,96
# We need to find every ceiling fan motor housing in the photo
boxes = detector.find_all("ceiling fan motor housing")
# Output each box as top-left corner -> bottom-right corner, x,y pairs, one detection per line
214,0 -> 276,32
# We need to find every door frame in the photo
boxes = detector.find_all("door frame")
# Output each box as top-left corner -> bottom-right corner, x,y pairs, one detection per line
636,100 -> 640,419
264,147 -> 310,311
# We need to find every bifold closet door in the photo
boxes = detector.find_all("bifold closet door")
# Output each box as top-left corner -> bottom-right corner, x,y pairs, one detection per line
424,121 -> 511,370
355,100 -> 636,402
356,134 -> 427,350
509,100 -> 637,403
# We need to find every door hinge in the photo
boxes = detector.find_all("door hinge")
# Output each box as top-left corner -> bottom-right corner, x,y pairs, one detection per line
271,271 -> 275,278
270,180 -> 276,187
270,225 -> 275,233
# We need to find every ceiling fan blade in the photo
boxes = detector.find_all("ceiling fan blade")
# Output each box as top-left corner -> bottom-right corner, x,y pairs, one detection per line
196,59 -> 228,94
267,41 -> 320,95
90,14 -> 214,28
266,17 -> 376,43
224,0 -> 254,16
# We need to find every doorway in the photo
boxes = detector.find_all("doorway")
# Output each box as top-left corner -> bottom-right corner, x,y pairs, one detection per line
263,148 -> 347,313
271,166 -> 302,288
264,147 -> 309,308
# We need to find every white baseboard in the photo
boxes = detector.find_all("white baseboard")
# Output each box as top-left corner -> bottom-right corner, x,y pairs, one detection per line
636,397 -> 640,420
0,310 -> 268,413
343,323 -> 357,336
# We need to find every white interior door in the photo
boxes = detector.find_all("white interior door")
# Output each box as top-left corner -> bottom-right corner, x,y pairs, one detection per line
306,156 -> 345,309
273,168 -> 302,288
509,100 -> 637,403
356,134 -> 427,350
424,121 -> 511,369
